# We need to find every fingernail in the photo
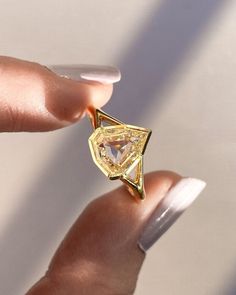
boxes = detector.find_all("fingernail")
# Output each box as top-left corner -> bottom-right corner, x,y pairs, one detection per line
138,178 -> 206,252
47,65 -> 121,84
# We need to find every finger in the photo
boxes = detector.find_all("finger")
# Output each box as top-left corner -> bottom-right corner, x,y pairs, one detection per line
27,171 -> 206,295
0,56 -> 120,132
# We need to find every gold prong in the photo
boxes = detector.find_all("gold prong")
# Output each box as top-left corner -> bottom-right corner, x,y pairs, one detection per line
87,107 -> 123,129
121,156 -> 145,200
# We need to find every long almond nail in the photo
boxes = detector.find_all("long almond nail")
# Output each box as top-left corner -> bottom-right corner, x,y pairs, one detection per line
47,65 -> 121,84
138,178 -> 206,252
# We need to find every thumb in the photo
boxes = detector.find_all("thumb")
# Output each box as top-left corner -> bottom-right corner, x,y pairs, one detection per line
26,171 -> 205,295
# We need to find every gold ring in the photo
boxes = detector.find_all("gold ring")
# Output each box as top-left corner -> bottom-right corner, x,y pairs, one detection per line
87,107 -> 152,200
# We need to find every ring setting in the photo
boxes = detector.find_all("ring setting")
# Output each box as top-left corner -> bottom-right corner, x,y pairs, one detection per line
88,108 -> 152,200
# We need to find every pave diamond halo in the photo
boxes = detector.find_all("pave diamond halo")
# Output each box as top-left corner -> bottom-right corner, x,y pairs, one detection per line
87,107 -> 152,200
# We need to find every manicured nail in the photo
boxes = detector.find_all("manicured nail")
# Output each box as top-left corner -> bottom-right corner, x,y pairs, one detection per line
138,178 -> 206,252
47,65 -> 121,84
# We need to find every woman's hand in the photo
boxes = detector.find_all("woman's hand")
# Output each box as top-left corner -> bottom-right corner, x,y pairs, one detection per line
0,56 -> 113,132
0,56 -> 206,295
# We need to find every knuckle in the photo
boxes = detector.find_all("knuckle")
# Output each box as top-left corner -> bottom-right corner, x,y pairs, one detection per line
1,103 -> 23,132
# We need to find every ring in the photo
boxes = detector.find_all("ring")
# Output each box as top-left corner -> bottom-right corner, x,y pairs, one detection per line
87,107 -> 152,200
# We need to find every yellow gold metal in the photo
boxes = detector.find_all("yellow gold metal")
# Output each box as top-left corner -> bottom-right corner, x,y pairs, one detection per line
87,107 -> 152,200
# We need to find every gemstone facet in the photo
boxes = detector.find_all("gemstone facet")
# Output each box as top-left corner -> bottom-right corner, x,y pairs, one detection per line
89,125 -> 149,179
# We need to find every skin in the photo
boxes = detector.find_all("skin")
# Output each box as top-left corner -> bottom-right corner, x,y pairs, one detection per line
0,56 -> 182,295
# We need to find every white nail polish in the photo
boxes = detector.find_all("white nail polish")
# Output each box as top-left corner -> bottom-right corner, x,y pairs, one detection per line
47,65 -> 121,84
138,178 -> 206,252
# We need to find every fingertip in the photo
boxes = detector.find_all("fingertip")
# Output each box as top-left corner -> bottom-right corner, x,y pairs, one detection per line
0,57 -> 115,132
47,75 -> 113,124
47,63 -> 115,118
143,170 -> 182,201
79,80 -> 113,109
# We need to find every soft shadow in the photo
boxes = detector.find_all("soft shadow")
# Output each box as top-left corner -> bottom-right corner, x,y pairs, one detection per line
220,271 -> 236,295
106,0 -> 226,123
0,1 -> 227,294
223,287 -> 236,295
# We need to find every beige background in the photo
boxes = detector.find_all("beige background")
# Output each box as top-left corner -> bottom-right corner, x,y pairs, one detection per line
0,0 -> 235,294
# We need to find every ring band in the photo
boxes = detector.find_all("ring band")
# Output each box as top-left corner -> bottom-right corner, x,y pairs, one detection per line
87,107 -> 152,200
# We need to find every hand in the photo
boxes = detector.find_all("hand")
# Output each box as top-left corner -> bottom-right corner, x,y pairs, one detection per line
0,56 -> 206,295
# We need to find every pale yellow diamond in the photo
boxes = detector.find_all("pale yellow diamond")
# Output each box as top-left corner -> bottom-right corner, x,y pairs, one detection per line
89,125 -> 150,179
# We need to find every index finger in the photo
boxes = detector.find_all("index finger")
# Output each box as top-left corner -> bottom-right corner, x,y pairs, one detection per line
0,56 -> 120,132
